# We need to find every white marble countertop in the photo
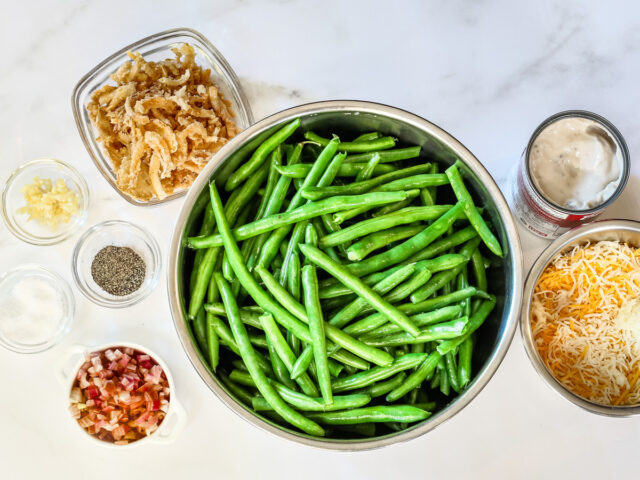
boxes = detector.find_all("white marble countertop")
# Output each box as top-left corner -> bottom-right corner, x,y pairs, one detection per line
1,1 -> 639,478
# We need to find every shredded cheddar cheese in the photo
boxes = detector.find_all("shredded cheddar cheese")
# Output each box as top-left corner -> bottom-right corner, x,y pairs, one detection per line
531,241 -> 640,405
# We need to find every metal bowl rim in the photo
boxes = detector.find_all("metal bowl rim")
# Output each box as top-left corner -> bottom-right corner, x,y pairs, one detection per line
168,100 -> 524,450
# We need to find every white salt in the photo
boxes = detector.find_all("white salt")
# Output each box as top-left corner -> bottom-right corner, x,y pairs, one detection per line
0,277 -> 63,345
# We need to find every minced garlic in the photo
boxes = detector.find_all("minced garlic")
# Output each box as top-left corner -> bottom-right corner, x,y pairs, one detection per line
18,176 -> 80,228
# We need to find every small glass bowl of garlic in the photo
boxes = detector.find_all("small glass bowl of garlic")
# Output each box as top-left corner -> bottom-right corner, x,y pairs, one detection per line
1,159 -> 89,245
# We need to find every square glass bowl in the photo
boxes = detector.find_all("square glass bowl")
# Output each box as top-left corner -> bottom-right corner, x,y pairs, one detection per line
71,27 -> 254,206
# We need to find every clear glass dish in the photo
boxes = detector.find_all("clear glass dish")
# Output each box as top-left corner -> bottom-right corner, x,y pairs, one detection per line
71,27 -> 254,207
1,159 -> 90,245
0,265 -> 75,353
72,220 -> 162,308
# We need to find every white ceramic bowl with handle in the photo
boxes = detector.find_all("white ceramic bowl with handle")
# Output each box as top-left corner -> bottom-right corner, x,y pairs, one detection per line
55,342 -> 187,448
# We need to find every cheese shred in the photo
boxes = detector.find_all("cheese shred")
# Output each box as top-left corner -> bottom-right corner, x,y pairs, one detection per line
531,241 -> 640,405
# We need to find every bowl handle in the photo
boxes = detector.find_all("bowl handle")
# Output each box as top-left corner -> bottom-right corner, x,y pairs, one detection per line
54,345 -> 87,387
147,396 -> 187,445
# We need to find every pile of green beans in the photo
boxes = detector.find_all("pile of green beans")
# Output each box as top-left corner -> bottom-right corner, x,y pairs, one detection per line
184,120 -> 503,438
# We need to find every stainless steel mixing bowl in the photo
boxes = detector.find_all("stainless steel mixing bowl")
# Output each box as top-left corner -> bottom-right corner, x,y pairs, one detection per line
521,219 -> 640,416
168,100 -> 524,449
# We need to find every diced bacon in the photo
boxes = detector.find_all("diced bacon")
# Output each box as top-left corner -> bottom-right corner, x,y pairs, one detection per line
69,347 -> 169,445
78,416 -> 93,428
113,425 -> 126,440
69,404 -> 81,419
86,385 -> 100,399
118,391 -> 131,404
135,411 -> 151,425
119,354 -> 130,368
78,373 -> 90,389
91,356 -> 103,372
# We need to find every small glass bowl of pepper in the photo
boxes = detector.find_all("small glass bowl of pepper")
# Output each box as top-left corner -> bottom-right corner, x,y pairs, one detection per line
72,220 -> 161,308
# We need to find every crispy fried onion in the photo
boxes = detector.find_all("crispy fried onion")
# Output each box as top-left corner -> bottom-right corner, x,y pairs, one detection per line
87,43 -> 239,201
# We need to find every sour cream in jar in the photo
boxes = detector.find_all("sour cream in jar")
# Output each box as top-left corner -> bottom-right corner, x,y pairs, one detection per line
529,117 -> 622,210
512,111 -> 629,239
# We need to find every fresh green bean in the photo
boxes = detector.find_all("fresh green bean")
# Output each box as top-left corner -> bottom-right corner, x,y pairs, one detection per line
328,264 -> 415,328
384,267 -> 433,304
255,147 -> 283,220
302,265 -> 332,404
189,205 -> 215,292
216,273 -> 324,436
410,237 -> 481,303
471,249 -> 488,292
346,225 -> 426,262
291,344 -> 313,380
189,162 -> 269,318
255,264 -> 394,367
419,188 -> 435,207
298,164 -> 431,200
331,353 -> 428,393
355,153 -> 380,181
457,335 -> 473,388
438,359 -> 450,396
362,305 -> 463,338
231,370 -> 371,412
437,296 -> 496,355
445,163 -> 502,256
279,152 -> 347,283
247,179 -> 293,272
209,182 -> 313,345
343,146 -> 421,164
257,139 -> 340,270
287,252 -> 301,300
428,163 -> 438,202
342,288 -> 476,336
386,352 -> 442,402
303,173 -> 446,203
405,226 -> 478,264
220,373 -> 255,406
311,217 -> 341,261
372,197 -> 417,217
189,191 -> 409,249
204,303 -> 263,329
445,351 -> 461,393
266,333 -> 297,390
306,405 -> 430,425
319,205 -> 454,248
346,203 -> 464,277
352,132 -> 382,143
355,373 -> 407,398
251,393 -> 371,412
192,306 -> 208,353
361,317 -> 468,347
304,131 -> 396,153
276,162 -> 394,178
329,174 -> 448,223
225,118 -> 300,191
259,313 -> 320,397
206,312 -> 220,372
300,244 -> 420,337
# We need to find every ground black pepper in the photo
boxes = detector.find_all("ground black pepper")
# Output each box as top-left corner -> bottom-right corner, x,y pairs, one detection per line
91,246 -> 146,296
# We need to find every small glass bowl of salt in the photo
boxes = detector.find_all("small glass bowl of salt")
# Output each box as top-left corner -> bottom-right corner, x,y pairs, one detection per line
0,265 -> 75,353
